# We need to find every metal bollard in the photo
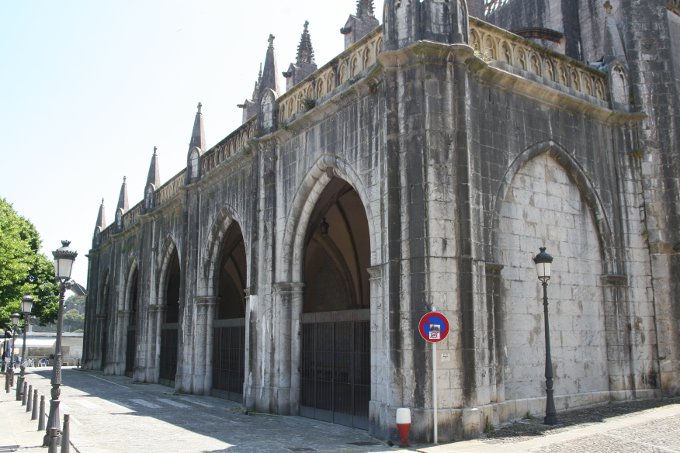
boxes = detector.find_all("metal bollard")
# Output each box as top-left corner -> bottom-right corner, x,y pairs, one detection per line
21,381 -> 28,405
38,395 -> 46,430
47,427 -> 61,453
61,414 -> 70,453
32,389 -> 39,420
26,384 -> 33,412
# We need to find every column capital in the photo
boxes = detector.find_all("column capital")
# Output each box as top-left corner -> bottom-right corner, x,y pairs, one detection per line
272,282 -> 305,294
601,274 -> 628,287
367,265 -> 383,280
485,263 -> 504,274
147,304 -> 164,312
195,296 -> 219,307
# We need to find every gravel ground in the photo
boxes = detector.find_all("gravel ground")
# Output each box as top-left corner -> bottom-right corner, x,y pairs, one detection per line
480,397 -> 680,444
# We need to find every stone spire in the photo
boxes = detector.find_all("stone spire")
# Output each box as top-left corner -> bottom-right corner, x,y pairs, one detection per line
146,146 -> 160,188
341,0 -> 379,49
189,102 -> 205,151
117,176 -> 129,213
296,21 -> 315,65
283,22 -> 318,91
95,198 -> 106,230
356,0 -> 375,17
259,34 -> 280,96
93,198 -> 106,246
257,35 -> 280,133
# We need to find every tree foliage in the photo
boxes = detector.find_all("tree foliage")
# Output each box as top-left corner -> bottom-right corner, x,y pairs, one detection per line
0,198 -> 59,329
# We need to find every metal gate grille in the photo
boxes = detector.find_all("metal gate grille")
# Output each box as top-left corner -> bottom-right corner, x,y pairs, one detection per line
301,311 -> 369,429
212,322 -> 245,402
125,328 -> 135,377
159,326 -> 178,384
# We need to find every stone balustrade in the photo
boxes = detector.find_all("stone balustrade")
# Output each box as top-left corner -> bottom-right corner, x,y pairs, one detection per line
156,169 -> 186,206
105,16 -> 610,238
201,117 -> 257,175
278,27 -> 383,123
470,18 -> 607,102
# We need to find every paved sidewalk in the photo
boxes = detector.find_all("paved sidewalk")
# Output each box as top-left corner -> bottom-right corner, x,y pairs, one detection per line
1,368 -> 679,452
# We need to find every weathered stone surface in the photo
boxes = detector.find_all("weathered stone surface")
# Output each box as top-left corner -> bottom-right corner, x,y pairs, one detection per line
83,0 -> 680,443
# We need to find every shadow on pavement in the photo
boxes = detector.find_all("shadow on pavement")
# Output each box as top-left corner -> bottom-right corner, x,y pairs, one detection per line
29,368 -> 391,453
484,396 -> 680,441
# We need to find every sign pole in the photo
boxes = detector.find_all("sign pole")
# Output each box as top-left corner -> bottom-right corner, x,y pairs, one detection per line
418,308 -> 449,446
433,339 -> 437,444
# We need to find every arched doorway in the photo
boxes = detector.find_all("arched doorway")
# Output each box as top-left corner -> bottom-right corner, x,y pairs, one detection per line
212,222 -> 246,401
300,177 -> 371,429
125,268 -> 138,377
159,250 -> 180,386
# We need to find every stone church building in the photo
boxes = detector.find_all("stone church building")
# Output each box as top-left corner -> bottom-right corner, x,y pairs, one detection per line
83,0 -> 680,441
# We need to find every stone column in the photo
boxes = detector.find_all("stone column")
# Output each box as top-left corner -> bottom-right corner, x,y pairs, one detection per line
272,282 -> 304,415
194,296 -> 218,394
485,263 -> 504,404
601,274 -> 631,397
366,265 -> 385,438
146,304 -> 163,383
114,309 -> 131,375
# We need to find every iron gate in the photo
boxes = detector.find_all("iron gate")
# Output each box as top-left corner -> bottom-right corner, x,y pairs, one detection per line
125,328 -> 135,377
300,310 -> 370,429
212,318 -> 245,402
159,324 -> 178,385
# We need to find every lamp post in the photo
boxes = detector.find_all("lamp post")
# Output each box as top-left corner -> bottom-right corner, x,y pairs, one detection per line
16,295 -> 34,401
5,313 -> 19,393
533,247 -> 558,425
45,240 -> 77,450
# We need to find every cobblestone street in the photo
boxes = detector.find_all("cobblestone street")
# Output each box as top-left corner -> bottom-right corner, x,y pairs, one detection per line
1,368 -> 679,452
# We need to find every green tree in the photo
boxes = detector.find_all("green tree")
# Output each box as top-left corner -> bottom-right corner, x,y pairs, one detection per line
63,308 -> 84,332
0,198 -> 59,328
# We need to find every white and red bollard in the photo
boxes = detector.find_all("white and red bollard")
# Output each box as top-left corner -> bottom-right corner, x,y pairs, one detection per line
396,408 -> 411,447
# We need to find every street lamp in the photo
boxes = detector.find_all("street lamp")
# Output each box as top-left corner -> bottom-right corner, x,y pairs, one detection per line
533,247 -> 558,426
5,313 -> 19,393
16,294 -> 33,401
45,240 -> 77,450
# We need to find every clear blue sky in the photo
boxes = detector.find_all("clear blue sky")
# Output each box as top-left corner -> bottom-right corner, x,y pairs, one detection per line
0,1 -> 384,287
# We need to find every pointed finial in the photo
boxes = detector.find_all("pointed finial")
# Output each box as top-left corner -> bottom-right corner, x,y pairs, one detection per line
153,146 -> 157,155
197,102 -> 202,113
296,21 -> 315,65
101,198 -> 104,204
604,0 -> 612,14
357,0 -> 375,17
123,176 -> 126,183
268,34 -> 275,48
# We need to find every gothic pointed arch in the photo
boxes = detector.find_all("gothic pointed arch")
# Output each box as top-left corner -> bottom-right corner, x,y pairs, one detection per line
157,237 -> 181,385
203,204 -> 247,291
279,154 -> 379,284
489,140 -> 616,274
124,260 -> 139,377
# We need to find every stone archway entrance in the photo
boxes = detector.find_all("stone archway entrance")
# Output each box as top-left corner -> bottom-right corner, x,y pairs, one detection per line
125,269 -> 138,377
159,250 -> 180,386
299,178 -> 371,429
212,222 -> 246,401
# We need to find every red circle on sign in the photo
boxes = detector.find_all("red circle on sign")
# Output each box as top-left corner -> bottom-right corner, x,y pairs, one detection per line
418,312 -> 450,343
